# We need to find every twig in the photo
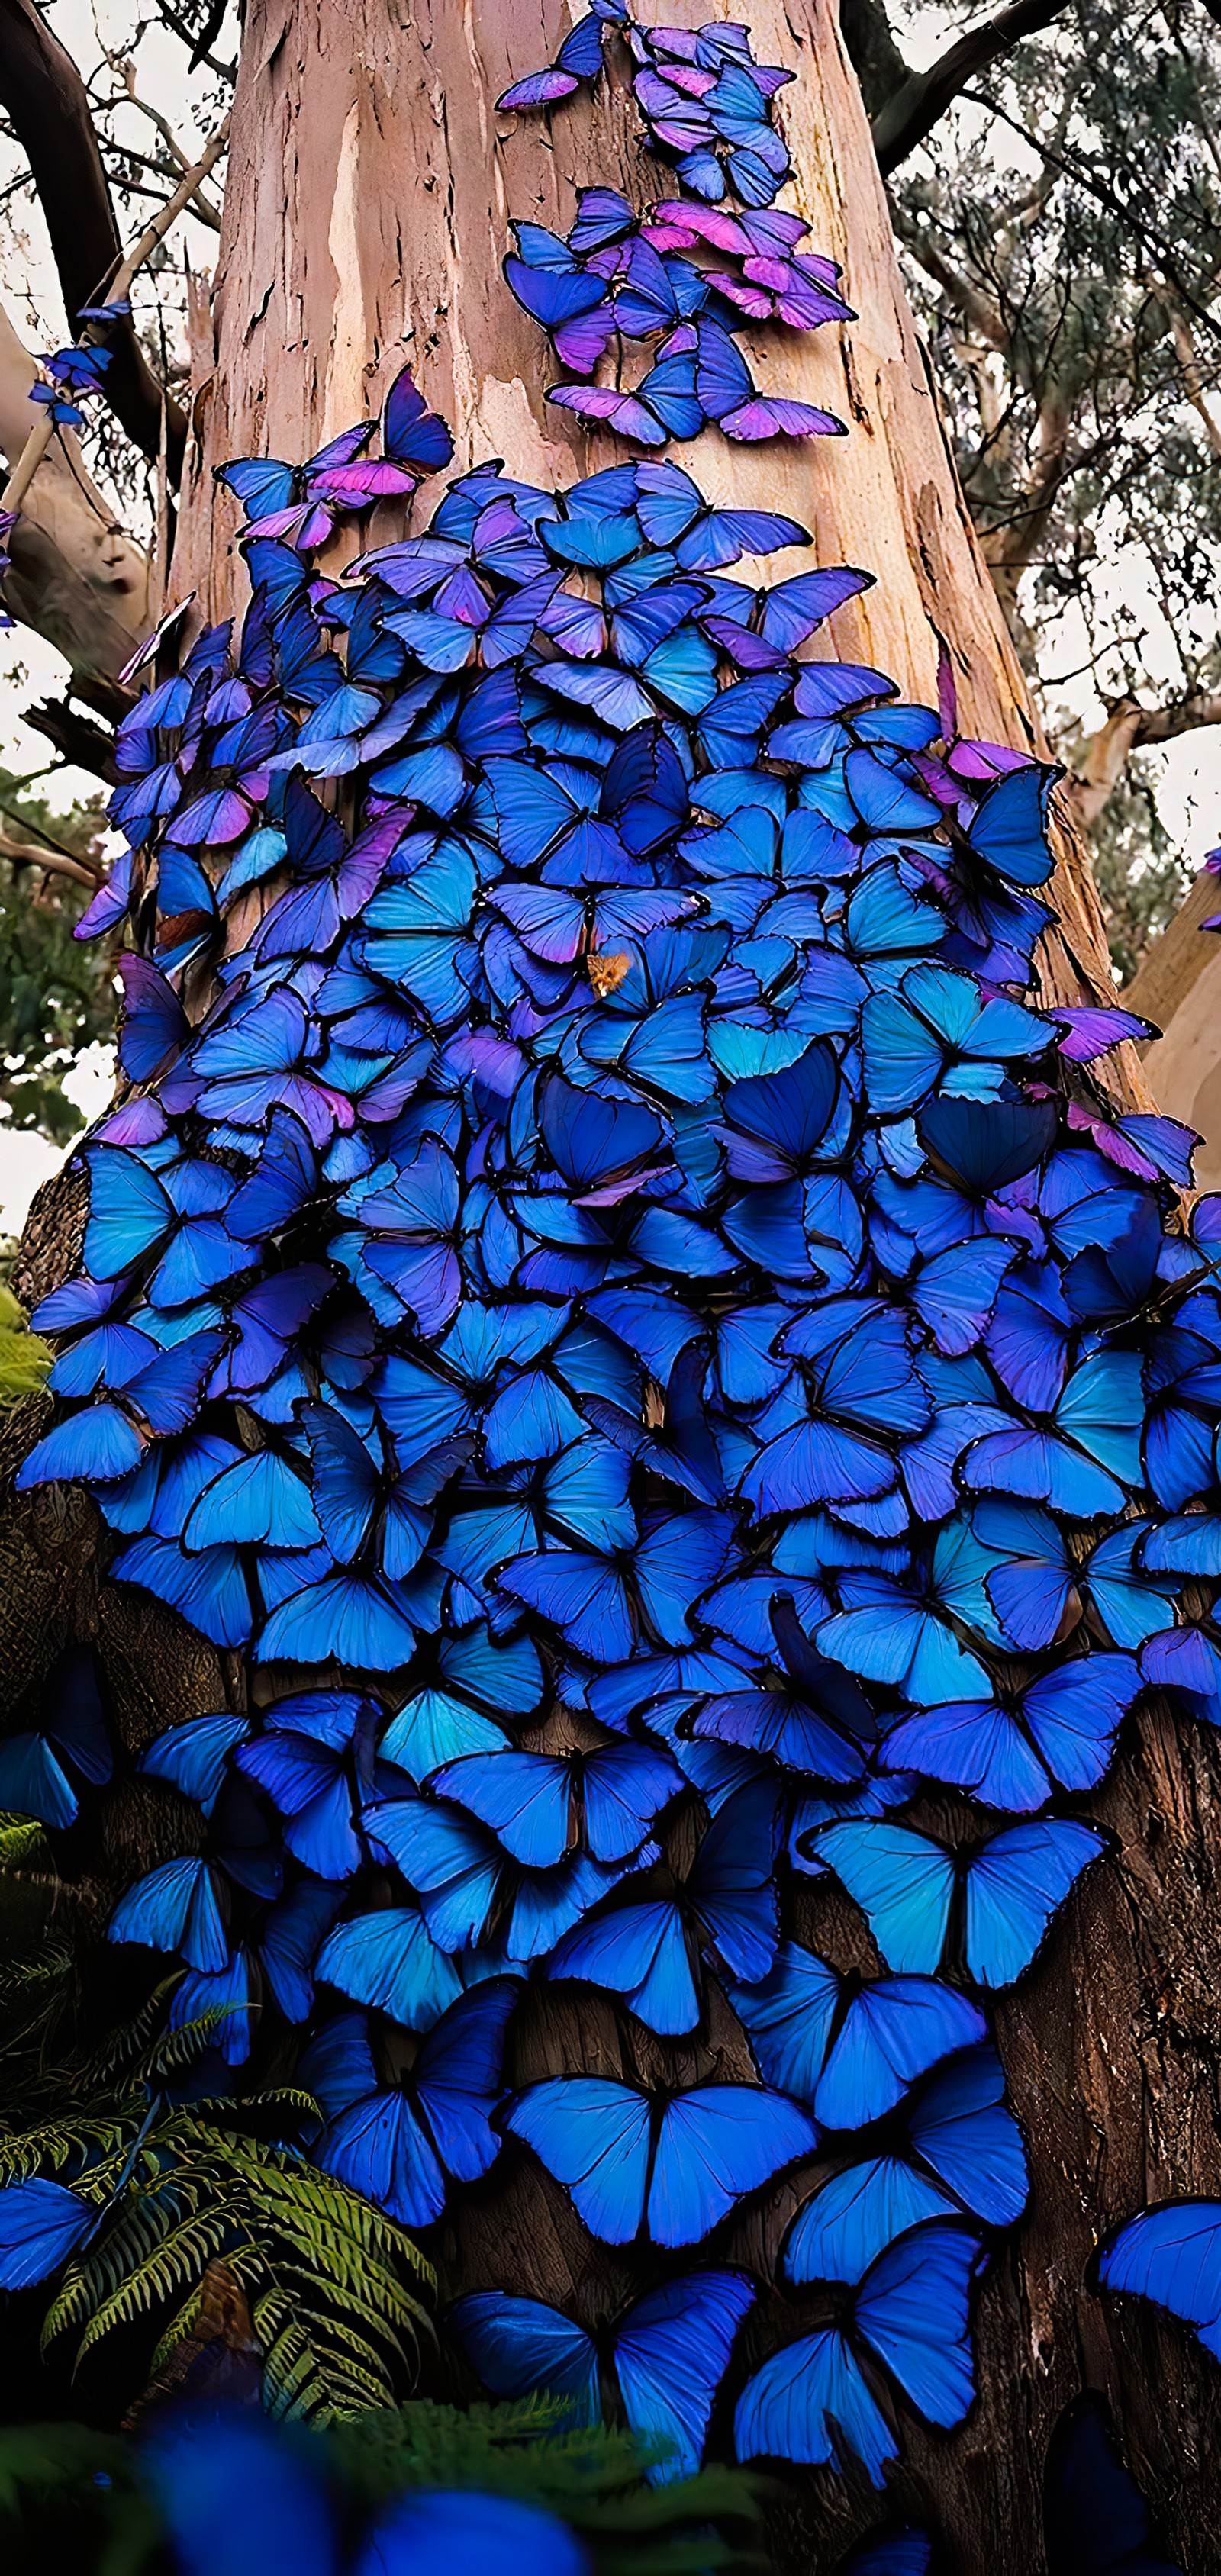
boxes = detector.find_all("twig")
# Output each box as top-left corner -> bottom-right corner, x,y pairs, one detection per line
0,831 -> 98,886
0,790 -> 98,867
0,108 -> 229,516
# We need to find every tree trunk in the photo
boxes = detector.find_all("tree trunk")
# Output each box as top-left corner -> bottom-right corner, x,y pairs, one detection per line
13,4 -> 1219,2567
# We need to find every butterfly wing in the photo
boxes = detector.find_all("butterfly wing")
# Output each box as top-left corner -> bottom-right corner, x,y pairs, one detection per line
817,1979 -> 987,2131
723,1940 -> 839,2101
505,2077 -> 652,2243
0,2179 -> 94,2289
613,2270 -> 755,2482
447,2291 -> 600,2423
907,2046 -> 1029,2226
784,2157 -> 958,2286
1098,2201 -> 1221,2360
734,2326 -> 897,2481
649,2083 -> 817,2246
815,1824 -> 956,1977
964,1821 -> 1105,1988
414,1978 -> 519,2182
853,2222 -> 982,2428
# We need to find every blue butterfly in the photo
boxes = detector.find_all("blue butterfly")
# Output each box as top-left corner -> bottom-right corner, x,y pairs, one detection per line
0,1646 -> 113,1827
734,2222 -> 983,2480
546,1778 -> 780,2030
108,1854 -> 228,1972
0,2177 -> 95,2291
141,1709 -> 250,1814
313,1979 -> 518,2224
315,1903 -> 463,2028
449,2268 -> 755,2483
1044,2391 -> 1184,2576
813,1816 -> 1106,1986
504,2072 -> 817,2243
723,1943 -> 986,2127
1098,2199 -> 1221,2363
881,1653 -> 1141,1811
427,1740 -> 685,1868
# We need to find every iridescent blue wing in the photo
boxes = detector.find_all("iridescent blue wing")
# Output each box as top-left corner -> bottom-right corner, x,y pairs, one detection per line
142,1710 -> 250,1814
963,1821 -> 1105,1988
430,1750 -> 572,1867
1098,2200 -> 1221,2362
548,1895 -> 699,2034
817,1978 -> 987,2132
414,1977 -> 519,2182
259,1877 -> 343,2021
0,2178 -> 94,2290
906,2045 -> 1028,2226
118,952 -> 189,1080
734,2326 -> 896,2481
814,1823 -> 956,1977
852,2222 -> 981,2428
649,2083 -> 817,2245
447,2291 -> 600,2423
581,1740 -> 685,1862
320,2088 -> 446,2226
315,1905 -> 462,2027
968,762 -> 1056,886
498,1549 -> 633,1660
784,2156 -> 957,2286
723,1940 -> 839,2101
505,2076 -> 653,2243
689,1779 -> 781,1981
256,1573 -> 418,1670
108,1854 -> 227,1971
613,2269 -> 755,2482
382,369 -> 455,470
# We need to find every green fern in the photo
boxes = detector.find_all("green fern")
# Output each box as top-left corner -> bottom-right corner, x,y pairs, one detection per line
0,1977 -> 433,2422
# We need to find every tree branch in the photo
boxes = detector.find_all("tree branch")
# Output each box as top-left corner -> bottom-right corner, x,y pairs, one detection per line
837,0 -> 913,120
2,111 -> 229,517
871,0 -> 1076,174
0,0 -> 187,477
1067,692 -> 1221,829
892,211 -> 1011,349
0,832 -> 98,887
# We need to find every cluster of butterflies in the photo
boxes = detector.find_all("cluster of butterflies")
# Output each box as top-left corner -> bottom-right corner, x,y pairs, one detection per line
5,4 -> 1221,2530
499,14 -> 851,449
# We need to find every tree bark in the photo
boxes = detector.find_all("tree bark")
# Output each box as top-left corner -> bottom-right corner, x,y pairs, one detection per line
15,3 -> 1219,2566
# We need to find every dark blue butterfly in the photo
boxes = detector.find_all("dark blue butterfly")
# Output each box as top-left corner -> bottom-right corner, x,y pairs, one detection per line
311,1979 -> 517,2223
1044,2392 -> 1184,2576
449,2268 -> 755,2482
735,2222 -> 983,2480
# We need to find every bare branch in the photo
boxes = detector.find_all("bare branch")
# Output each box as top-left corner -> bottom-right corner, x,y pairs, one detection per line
892,211 -> 1011,349
0,0 -> 188,475
0,832 -> 98,887
871,0 -> 1076,175
1067,692 -> 1221,829
2,111 -> 230,517
837,0 -> 913,118
1167,300 -> 1221,459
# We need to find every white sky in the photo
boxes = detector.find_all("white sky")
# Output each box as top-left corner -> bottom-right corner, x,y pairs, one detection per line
0,1 -> 1218,1230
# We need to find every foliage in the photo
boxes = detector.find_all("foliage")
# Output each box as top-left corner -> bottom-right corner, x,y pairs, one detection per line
0,1286 -> 50,1405
0,2400 -> 758,2576
0,1821 -> 432,2423
1077,750 -> 1194,986
0,768 -> 114,1143
884,0 -> 1221,908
